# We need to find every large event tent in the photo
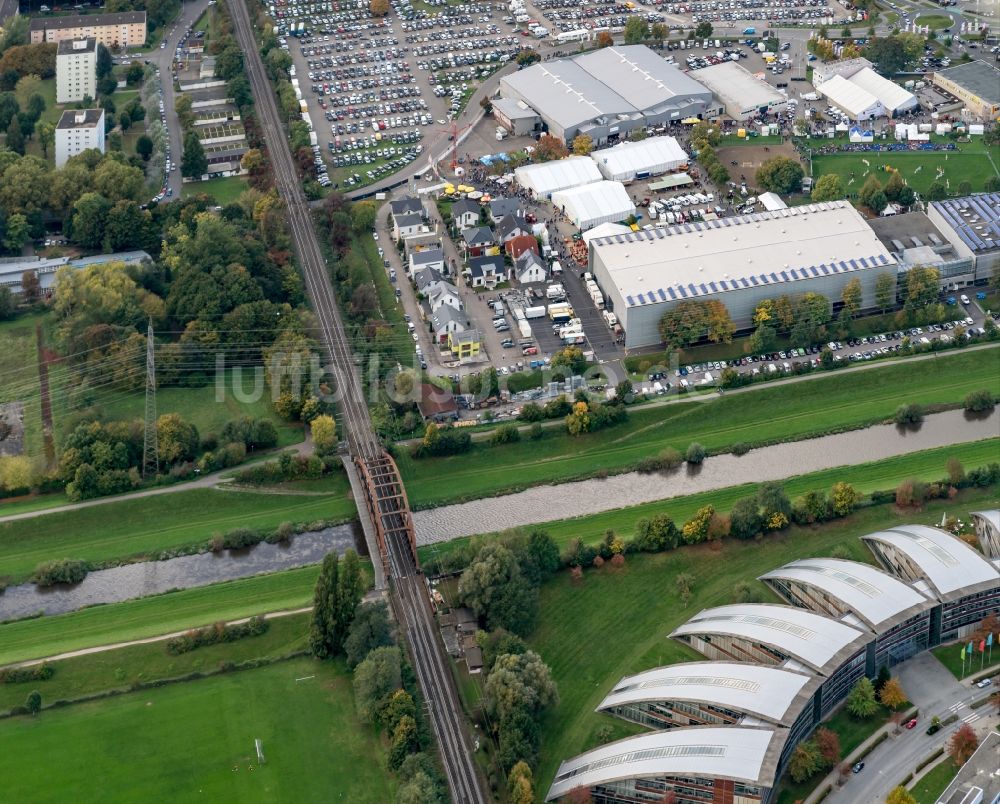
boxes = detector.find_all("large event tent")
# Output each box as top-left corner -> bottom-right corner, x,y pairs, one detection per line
590,136 -> 689,182
514,156 -> 602,198
551,181 -> 636,231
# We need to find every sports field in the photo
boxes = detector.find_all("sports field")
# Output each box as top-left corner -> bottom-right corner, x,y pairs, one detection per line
0,657 -> 395,804
811,140 -> 1000,197
398,347 -> 1000,507
525,487 -> 999,794
0,481 -> 356,585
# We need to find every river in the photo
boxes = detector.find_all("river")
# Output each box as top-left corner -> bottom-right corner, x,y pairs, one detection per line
0,523 -> 360,621
411,408 -> 1000,544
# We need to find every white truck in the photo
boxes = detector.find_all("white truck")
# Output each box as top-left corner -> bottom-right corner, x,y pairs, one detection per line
524,305 -> 547,319
309,131 -> 318,146
546,283 -> 566,300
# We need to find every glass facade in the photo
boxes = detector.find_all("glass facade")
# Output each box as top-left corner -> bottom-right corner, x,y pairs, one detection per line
941,589 -> 1000,641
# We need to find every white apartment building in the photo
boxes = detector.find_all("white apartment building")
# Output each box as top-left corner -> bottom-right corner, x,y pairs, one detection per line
56,38 -> 97,104
55,109 -> 105,168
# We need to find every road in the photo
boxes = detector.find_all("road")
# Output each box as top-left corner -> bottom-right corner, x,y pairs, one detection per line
224,2 -> 485,801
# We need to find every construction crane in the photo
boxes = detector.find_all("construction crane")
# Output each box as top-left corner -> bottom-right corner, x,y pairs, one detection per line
438,119 -> 476,174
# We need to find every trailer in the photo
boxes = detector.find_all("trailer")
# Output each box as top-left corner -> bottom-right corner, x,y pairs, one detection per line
548,302 -> 574,322
546,283 -> 566,300
524,305 -> 546,319
517,319 -> 532,339
309,131 -> 318,146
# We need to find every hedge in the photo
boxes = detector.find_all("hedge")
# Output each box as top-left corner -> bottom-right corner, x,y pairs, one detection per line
0,664 -> 55,684
164,616 -> 270,655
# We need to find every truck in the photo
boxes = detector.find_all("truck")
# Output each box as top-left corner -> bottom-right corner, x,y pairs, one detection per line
602,310 -> 619,328
546,283 -> 566,300
524,305 -> 546,319
590,290 -> 605,308
309,131 -> 318,146
562,331 -> 586,345
517,319 -> 532,339
548,302 -> 574,323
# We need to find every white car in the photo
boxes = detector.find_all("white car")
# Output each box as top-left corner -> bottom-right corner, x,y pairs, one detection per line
960,294 -> 970,305
976,678 -> 992,689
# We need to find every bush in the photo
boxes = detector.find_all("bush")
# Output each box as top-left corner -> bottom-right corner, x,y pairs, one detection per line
0,663 -> 55,684
894,403 -> 924,426
636,447 -> 682,473
963,389 -> 995,413
527,422 -> 544,441
490,423 -> 521,446
685,442 -> 706,464
731,442 -> 750,456
221,527 -> 261,550
165,616 -> 269,655
31,559 -> 89,587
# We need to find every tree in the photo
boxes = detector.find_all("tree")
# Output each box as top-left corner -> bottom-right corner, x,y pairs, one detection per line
571,134 -> 593,156
70,192 -> 112,249
885,786 -> 916,804
695,21 -> 713,38
624,16 -> 649,44
865,34 -> 917,75
830,481 -> 860,517
396,770 -> 442,804
93,159 -> 144,204
841,277 -> 863,318
34,119 -> 53,158
894,403 -> 923,426
370,0 -> 390,16
811,173 -> 844,202
508,761 -> 535,804
20,270 -> 40,303
814,727 -> 841,768
95,43 -> 112,79
879,677 -> 907,710
309,551 -> 340,658
685,442 -> 706,464
551,345 -> 587,375
749,323 -> 776,355
846,677 -> 879,718
963,389 -> 995,413
875,664 -> 891,694
658,299 -> 713,349
985,176 -> 1000,193
926,182 -> 947,202
789,740 -> 822,783
335,550 -> 365,654
25,689 -> 41,715
484,650 -> 558,723
353,645 -> 402,724
756,156 -> 804,194
565,401 -> 590,436
948,723 -> 979,766
903,266 -> 939,314
596,31 -> 614,48
681,505 -> 714,545
534,134 -> 568,162
155,413 -> 199,464
458,543 -> 538,637
345,600 -> 394,668
2,211 -> 28,253
858,174 -> 884,211
5,115 -> 23,154
705,299 -> 734,343
875,273 -> 895,314
181,129 -> 207,179
730,496 -> 763,540
675,571 -> 695,603
310,414 -> 337,453
241,148 -> 264,175
389,714 -> 420,770
0,286 -> 12,320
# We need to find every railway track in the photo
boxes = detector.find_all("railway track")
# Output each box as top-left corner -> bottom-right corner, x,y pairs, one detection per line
225,3 -> 485,801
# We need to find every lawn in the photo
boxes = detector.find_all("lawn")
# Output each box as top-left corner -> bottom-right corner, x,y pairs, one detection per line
0,612 -> 310,714
523,486 -> 999,795
811,148 -> 999,197
913,14 -> 954,29
418,437 -> 1000,565
0,314 -> 43,460
0,482 -> 357,585
911,759 -> 959,804
931,639 -> 1000,680
398,347 -> 1000,507
0,566 -> 326,666
0,657 -> 395,804
181,175 -> 250,205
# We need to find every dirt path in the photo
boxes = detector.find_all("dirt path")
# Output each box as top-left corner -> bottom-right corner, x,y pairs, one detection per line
34,323 -> 55,467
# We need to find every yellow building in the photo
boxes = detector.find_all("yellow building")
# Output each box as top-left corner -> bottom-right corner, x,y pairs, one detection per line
29,12 -> 147,50
932,60 -> 1000,120
448,329 -> 481,361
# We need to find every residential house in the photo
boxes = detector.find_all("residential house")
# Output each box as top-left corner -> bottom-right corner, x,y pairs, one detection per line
414,265 -> 445,294
426,280 -> 463,313
448,329 -> 482,360
450,197 -> 481,231
466,255 -> 508,289
513,250 -> 547,285
505,232 -> 539,262
417,382 -> 459,422
431,304 -> 469,343
489,196 -> 522,223
461,226 -> 495,259
409,247 -> 445,277
393,211 -> 423,241
390,195 -> 423,216
496,213 -> 528,246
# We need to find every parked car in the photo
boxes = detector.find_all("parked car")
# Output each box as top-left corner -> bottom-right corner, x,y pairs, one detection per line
976,678 -> 993,689
852,762 -> 865,774
904,718 -> 918,729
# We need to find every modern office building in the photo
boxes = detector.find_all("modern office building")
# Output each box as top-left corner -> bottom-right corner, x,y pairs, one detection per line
498,45 -> 717,145
588,201 -> 897,348
54,108 -> 105,168
926,193 -> 1000,283
971,511 -> 1000,560
29,11 -> 146,49
55,38 -> 96,104
868,211 -> 976,291
932,60 -> 1000,120
692,62 -> 788,121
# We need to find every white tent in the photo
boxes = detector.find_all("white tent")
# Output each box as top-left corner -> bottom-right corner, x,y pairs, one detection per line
590,136 -> 689,182
551,181 -> 636,231
847,67 -> 918,115
818,74 -> 884,120
758,192 -> 787,211
514,156 -> 602,198
582,222 -> 632,244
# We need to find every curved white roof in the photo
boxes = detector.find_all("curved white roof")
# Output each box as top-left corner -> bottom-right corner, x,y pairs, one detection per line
760,558 -> 933,632
862,524 -> 1000,600
514,156 -> 602,197
818,74 -> 882,118
591,136 -> 688,180
598,662 -> 815,726
551,180 -> 637,231
546,726 -> 785,801
848,67 -> 917,113
670,603 -> 867,673
972,510 -> 1000,531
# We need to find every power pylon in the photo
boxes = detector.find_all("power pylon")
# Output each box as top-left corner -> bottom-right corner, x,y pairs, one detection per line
142,319 -> 159,478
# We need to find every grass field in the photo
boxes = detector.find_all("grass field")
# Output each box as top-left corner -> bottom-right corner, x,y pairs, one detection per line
0,612 -> 310,714
912,760 -> 959,804
398,348 -> 1000,507
931,639 -> 1000,679
524,487 -> 998,794
0,657 -> 395,804
418,438 -> 1000,565
181,175 -> 249,205
0,314 -> 43,459
913,14 -> 954,29
0,480 -> 357,585
811,143 -> 1000,197
0,566 -> 326,666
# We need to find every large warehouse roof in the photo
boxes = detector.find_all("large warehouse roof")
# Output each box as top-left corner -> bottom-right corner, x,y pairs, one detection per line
671,603 -> 868,674
760,558 -> 934,633
591,136 -> 688,181
846,67 -> 917,113
934,60 -> 1000,106
818,74 -> 881,118
514,156 -> 603,197
862,525 -> 1000,602
589,201 -> 896,309
597,662 -> 816,727
692,61 -> 786,111
546,727 -> 786,801
551,180 -> 636,231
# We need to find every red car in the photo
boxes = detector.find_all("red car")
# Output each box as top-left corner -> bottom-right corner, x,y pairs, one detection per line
904,719 -> 918,730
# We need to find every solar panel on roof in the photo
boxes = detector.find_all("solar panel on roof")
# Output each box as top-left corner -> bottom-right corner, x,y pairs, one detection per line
878,254 -> 889,264
677,285 -> 687,297
626,295 -> 635,305
708,281 -> 718,292
719,280 -> 728,291
657,289 -> 667,301
770,273 -> 779,283
740,277 -> 750,287
749,275 -> 759,286
779,271 -> 789,282
667,287 -> 676,299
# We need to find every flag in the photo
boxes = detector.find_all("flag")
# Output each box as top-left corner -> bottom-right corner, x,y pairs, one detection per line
980,640 -> 986,653
961,645 -> 966,661
968,641 -> 974,654
989,633 -> 994,648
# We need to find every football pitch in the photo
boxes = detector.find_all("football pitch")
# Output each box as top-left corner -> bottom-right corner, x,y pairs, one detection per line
0,658 -> 394,803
